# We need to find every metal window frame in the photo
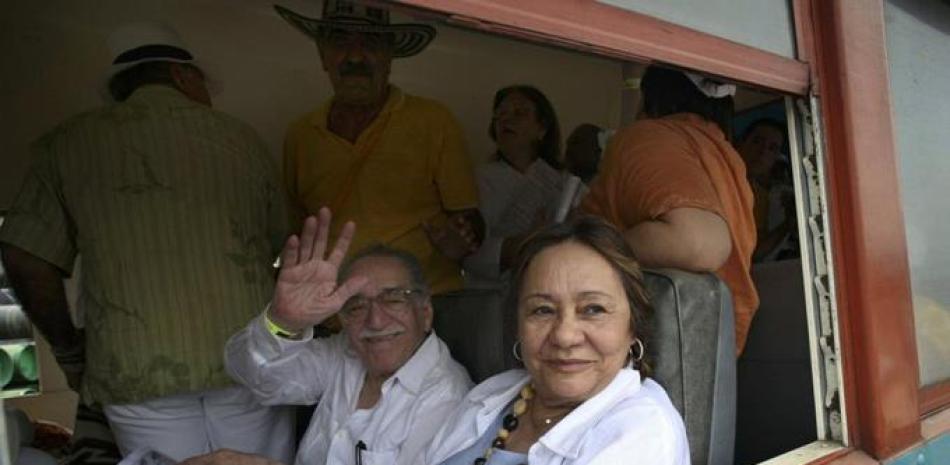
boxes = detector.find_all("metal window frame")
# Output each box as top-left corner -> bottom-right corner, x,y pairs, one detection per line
786,95 -> 849,445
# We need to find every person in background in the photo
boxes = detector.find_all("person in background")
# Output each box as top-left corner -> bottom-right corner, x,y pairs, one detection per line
581,65 -> 758,355
735,118 -> 797,262
564,123 -> 613,185
425,216 -> 689,465
276,1 -> 483,297
0,22 -> 292,461
188,208 -> 472,465
463,85 -> 570,288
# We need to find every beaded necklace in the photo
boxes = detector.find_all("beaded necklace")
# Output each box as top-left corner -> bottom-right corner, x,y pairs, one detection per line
473,385 -> 534,465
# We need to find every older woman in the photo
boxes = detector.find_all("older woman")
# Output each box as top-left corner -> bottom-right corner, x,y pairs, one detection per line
426,216 -> 689,465
463,85 -> 572,288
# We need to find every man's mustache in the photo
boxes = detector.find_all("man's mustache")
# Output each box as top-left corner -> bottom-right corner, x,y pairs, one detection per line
339,62 -> 374,77
360,327 -> 403,340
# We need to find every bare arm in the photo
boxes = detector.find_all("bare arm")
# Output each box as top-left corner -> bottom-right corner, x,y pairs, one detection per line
1,243 -> 79,349
623,207 -> 732,272
1,243 -> 83,389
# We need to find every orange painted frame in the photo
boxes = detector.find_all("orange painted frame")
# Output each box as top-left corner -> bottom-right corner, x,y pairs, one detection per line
390,0 -> 809,95
800,0 -> 922,460
921,380 -> 950,417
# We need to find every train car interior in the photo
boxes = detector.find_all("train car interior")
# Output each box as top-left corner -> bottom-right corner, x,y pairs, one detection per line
1,1 -> 823,464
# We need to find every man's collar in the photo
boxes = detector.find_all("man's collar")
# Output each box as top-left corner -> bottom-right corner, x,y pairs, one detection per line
309,85 -> 405,129
385,331 -> 440,395
126,84 -> 193,105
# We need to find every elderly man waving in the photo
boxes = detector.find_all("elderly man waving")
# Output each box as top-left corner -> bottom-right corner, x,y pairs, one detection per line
221,208 -> 472,465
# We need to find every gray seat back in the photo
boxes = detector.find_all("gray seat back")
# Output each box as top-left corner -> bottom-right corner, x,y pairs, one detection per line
431,289 -> 516,383
645,269 -> 736,465
735,259 -> 815,464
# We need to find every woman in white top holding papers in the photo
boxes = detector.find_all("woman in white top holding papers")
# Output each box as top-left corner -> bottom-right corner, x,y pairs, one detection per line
464,85 -> 579,288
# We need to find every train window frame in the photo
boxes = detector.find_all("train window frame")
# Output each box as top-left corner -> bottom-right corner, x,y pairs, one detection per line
386,0 -> 943,462
1,1 -> 941,463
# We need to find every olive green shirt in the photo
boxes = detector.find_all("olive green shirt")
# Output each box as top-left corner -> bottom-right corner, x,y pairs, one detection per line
0,85 -> 286,404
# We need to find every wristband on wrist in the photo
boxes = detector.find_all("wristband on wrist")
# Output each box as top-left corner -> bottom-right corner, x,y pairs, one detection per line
265,313 -> 302,339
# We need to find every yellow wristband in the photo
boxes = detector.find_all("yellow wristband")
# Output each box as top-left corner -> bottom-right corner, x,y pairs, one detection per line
265,313 -> 302,339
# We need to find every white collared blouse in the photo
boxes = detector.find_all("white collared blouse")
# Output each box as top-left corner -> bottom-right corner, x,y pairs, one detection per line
225,314 -> 473,465
463,158 -> 568,289
423,369 -> 689,465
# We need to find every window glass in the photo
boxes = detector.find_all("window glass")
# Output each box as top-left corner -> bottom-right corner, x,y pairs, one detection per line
598,0 -> 796,58
885,0 -> 950,387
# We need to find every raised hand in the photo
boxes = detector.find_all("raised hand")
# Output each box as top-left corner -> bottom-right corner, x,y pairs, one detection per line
268,207 -> 368,332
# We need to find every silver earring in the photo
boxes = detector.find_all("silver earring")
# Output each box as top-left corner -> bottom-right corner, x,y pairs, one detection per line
630,338 -> 645,364
512,341 -> 523,362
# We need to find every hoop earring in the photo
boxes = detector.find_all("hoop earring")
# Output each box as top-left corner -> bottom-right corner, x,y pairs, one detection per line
512,341 -> 523,362
629,338 -> 645,365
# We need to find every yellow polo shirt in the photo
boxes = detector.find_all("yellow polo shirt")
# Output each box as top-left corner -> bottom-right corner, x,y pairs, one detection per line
283,86 -> 478,293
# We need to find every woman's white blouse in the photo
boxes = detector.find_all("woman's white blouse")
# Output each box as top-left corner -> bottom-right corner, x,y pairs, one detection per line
423,369 -> 690,465
463,159 -> 567,288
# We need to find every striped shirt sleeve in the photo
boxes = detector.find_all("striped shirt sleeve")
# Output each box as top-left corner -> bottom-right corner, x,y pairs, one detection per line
0,134 -> 77,274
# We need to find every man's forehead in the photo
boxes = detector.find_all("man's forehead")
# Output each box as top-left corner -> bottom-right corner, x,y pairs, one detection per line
348,256 -> 411,285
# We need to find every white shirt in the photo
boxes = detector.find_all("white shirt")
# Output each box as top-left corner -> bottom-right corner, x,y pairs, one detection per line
423,369 -> 690,465
463,159 -> 568,289
225,315 -> 473,465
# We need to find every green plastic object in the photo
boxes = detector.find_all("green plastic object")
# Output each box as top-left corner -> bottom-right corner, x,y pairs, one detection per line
0,343 -> 37,384
0,347 -> 12,388
14,345 -> 37,382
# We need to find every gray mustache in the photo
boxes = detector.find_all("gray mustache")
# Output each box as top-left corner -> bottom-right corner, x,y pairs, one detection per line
360,327 -> 403,339
340,62 -> 374,77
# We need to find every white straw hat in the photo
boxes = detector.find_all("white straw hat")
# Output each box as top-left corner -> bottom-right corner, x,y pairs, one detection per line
102,22 -> 220,100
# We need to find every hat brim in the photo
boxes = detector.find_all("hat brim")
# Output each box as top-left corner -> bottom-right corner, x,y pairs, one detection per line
99,58 -> 223,103
274,5 -> 436,58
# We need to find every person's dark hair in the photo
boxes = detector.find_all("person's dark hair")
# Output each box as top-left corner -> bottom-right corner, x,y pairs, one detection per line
489,85 -> 562,169
566,123 -> 604,183
640,65 -> 735,141
506,215 -> 655,378
739,117 -> 787,147
339,244 -> 431,298
108,61 -> 179,102
572,123 -> 602,138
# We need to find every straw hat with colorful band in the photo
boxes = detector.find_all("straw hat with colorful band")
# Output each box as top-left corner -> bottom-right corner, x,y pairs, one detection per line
274,0 -> 437,58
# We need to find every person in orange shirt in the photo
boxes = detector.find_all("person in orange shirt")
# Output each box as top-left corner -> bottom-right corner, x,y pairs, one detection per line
581,65 -> 758,354
275,1 -> 483,295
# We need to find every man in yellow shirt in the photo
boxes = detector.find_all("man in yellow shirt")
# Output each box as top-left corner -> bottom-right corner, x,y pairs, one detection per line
276,1 -> 483,294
